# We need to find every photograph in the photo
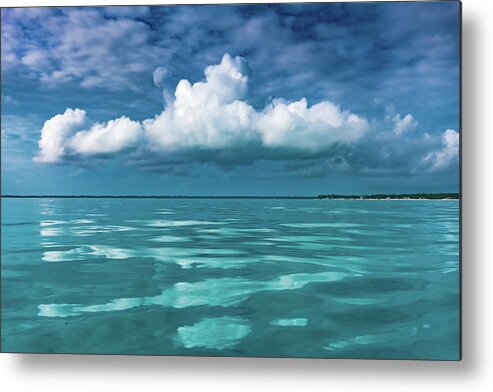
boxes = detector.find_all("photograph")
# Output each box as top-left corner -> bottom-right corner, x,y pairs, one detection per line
1,1 -> 461,360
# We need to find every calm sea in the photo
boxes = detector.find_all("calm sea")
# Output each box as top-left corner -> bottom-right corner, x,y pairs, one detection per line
1,198 -> 460,359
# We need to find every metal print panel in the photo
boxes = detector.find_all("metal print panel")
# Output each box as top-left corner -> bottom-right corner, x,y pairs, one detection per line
0,2 -> 461,360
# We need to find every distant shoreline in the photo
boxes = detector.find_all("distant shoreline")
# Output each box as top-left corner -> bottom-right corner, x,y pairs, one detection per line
316,193 -> 459,200
1,193 -> 460,200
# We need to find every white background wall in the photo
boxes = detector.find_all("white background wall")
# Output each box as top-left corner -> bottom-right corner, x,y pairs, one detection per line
1,0 -> 491,391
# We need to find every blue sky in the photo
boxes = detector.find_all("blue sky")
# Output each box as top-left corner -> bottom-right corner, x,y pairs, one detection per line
1,2 -> 460,196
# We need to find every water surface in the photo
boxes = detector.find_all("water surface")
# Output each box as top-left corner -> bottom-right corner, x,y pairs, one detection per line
1,198 -> 459,359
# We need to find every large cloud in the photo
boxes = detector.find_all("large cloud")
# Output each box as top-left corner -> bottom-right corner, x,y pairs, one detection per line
34,108 -> 87,163
68,117 -> 142,155
34,109 -> 142,162
35,54 -> 370,163
257,98 -> 368,151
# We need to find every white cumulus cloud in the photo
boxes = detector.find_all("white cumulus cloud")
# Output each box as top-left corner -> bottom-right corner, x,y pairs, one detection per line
33,54 -> 375,166
421,129 -> 459,172
143,53 -> 368,154
68,117 -> 142,155
34,110 -> 142,163
257,98 -> 368,151
34,108 -> 87,163
144,54 -> 257,150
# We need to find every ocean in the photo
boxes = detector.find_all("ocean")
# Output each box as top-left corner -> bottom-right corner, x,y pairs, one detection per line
1,198 -> 460,359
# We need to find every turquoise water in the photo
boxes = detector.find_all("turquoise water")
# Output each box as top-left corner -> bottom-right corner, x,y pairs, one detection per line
1,198 -> 460,359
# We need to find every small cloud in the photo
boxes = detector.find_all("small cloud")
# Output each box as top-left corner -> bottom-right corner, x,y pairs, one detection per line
421,129 -> 459,172
153,67 -> 175,105
392,113 -> 419,135
384,104 -> 418,135
152,67 -> 169,88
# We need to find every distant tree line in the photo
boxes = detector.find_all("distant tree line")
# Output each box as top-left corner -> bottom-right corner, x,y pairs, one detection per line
317,193 -> 460,200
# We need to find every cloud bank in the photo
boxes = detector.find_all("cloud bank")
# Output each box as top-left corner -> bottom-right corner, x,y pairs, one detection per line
33,53 -> 458,176
35,54 -> 370,163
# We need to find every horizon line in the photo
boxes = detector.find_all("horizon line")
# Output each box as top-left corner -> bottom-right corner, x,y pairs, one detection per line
1,195 -> 314,199
1,193 -> 460,199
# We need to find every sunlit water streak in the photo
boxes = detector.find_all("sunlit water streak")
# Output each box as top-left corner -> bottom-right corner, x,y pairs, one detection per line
1,198 -> 459,358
